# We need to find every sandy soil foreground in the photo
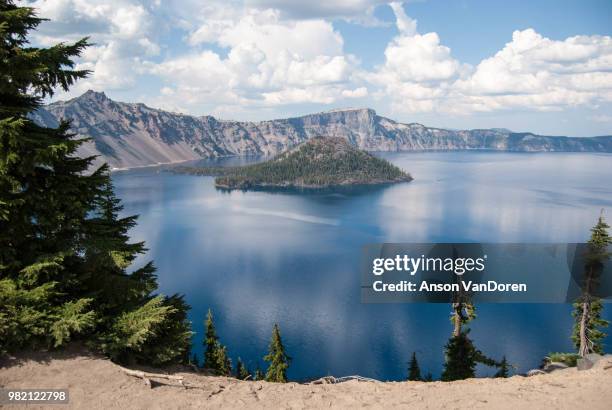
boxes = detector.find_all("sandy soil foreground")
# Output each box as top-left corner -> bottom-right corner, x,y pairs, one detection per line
1,347 -> 611,410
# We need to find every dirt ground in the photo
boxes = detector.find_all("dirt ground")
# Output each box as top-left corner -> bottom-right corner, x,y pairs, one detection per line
1,346 -> 611,409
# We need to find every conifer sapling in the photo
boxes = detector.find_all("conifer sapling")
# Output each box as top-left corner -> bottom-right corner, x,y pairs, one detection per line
264,324 -> 291,383
407,352 -> 421,381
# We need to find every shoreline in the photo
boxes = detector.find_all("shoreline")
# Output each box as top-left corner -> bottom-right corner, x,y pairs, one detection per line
109,158 -> 207,173
214,176 -> 413,191
109,149 -> 612,173
2,346 -> 611,409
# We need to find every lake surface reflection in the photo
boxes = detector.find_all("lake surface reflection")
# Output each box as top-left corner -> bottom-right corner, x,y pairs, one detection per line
113,151 -> 612,380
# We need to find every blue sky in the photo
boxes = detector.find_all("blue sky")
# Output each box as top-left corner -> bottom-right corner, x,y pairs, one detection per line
27,0 -> 612,136
341,0 -> 612,67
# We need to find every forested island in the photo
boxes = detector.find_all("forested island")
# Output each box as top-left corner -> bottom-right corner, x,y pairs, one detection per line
171,137 -> 412,190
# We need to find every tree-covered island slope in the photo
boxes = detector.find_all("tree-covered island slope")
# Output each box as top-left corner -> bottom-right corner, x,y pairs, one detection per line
172,136 -> 413,190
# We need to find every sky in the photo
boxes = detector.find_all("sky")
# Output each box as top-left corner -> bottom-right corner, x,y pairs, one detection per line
24,0 -> 612,136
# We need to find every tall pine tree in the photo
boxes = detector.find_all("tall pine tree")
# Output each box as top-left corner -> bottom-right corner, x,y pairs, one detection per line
441,264 -> 499,381
202,309 -> 231,375
214,344 -> 232,376
203,309 -> 219,369
0,0 -> 96,354
264,324 -> 291,383
441,332 -> 477,381
572,213 -> 610,356
494,356 -> 511,378
236,357 -> 250,380
442,332 -> 475,381
254,367 -> 265,381
441,331 -> 498,381
407,352 -> 421,381
0,0 -> 191,365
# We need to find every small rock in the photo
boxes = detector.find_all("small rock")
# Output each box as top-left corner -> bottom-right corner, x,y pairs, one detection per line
577,358 -> 594,371
584,353 -> 603,364
543,362 -> 569,373
526,369 -> 546,377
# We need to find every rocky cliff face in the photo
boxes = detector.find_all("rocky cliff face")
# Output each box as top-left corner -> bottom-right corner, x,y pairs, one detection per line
32,90 -> 612,169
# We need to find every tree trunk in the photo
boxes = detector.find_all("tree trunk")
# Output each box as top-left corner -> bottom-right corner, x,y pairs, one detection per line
118,366 -> 185,388
452,303 -> 462,337
579,266 -> 594,357
579,300 -> 590,357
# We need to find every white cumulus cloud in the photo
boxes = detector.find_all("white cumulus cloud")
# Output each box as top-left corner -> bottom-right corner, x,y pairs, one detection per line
368,4 -> 612,116
148,7 -> 366,113
366,4 -> 467,114
452,29 -> 612,113
27,0 -> 612,128
246,0 -> 393,24
26,0 -> 162,95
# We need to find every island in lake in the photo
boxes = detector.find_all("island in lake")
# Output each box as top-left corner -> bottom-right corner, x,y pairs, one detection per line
172,137 -> 413,190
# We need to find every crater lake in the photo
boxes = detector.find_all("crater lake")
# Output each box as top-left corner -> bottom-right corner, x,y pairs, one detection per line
112,151 -> 612,381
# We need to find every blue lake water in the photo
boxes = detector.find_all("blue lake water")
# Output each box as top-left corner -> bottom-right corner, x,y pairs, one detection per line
113,151 -> 612,381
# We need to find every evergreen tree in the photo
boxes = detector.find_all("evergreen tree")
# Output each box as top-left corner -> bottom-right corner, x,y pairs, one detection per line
128,294 -> 192,366
441,332 -> 476,381
572,299 -> 608,355
423,373 -> 433,382
0,0 -> 96,355
254,367 -> 265,381
201,309 -> 232,375
495,356 -> 510,378
441,331 -> 497,381
264,324 -> 291,383
236,358 -> 250,380
0,0 -> 191,364
214,344 -> 232,376
572,213 -> 610,356
442,265 -> 497,382
203,309 -> 219,369
407,352 -> 421,381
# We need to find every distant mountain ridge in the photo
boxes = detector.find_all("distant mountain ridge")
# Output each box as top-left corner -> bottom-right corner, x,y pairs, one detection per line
32,90 -> 612,169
